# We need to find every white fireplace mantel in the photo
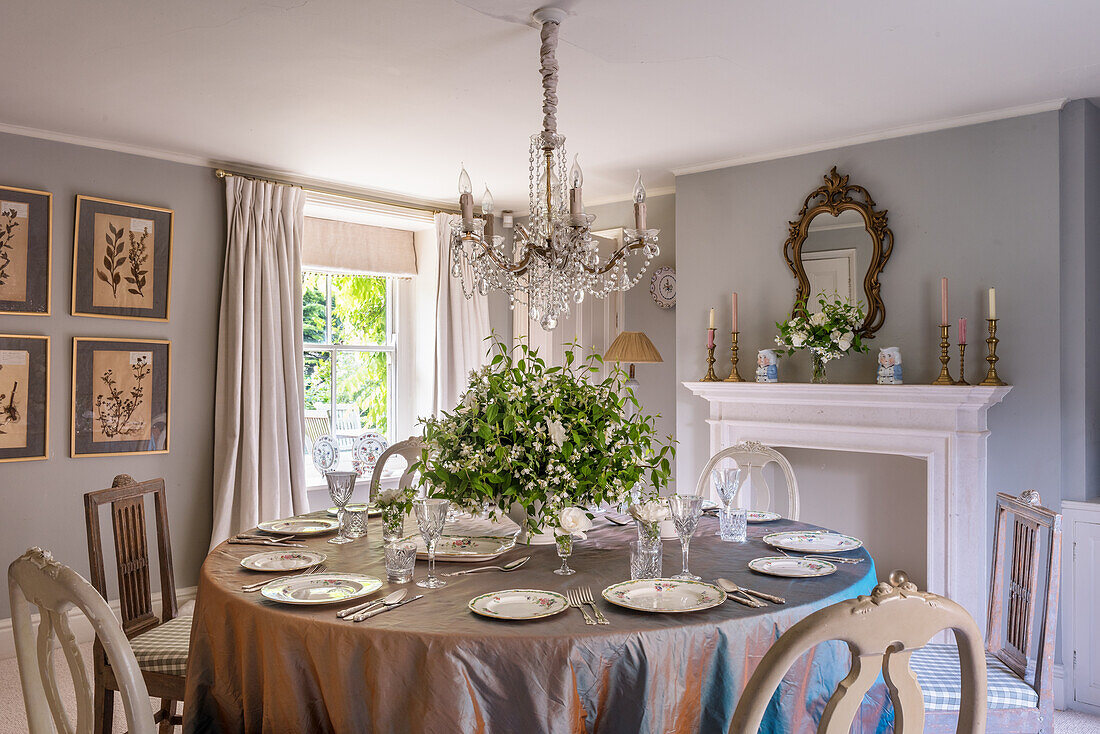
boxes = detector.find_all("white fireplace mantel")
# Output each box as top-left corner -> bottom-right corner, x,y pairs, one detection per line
685,381 -> 1011,627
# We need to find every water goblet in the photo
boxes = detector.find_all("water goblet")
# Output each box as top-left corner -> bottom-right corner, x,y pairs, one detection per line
414,498 -> 450,589
325,471 -> 357,545
667,494 -> 705,581
713,467 -> 743,538
554,534 -> 576,576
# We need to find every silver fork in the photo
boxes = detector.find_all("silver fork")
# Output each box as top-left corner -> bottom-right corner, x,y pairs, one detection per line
241,563 -> 327,592
777,548 -> 863,564
579,587 -> 609,625
566,589 -> 596,625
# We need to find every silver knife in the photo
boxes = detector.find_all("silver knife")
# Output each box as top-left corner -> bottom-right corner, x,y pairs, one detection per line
228,539 -> 307,548
352,594 -> 424,622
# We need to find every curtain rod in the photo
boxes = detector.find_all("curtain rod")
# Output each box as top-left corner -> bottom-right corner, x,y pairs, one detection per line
212,168 -> 456,216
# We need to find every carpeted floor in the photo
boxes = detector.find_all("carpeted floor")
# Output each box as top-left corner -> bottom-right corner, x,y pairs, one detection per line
0,642 -> 1097,733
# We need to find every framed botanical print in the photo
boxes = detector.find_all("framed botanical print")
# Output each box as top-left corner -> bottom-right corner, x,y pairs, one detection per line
72,337 -> 170,457
0,334 -> 49,462
0,186 -> 52,315
72,196 -> 172,321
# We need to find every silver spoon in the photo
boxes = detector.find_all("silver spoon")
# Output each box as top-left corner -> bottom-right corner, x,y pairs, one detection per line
716,577 -> 785,605
441,556 -> 530,577
338,588 -> 407,619
605,515 -> 632,526
715,578 -> 766,608
351,591 -> 417,622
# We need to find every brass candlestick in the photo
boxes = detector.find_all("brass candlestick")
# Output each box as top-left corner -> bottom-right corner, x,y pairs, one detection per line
932,324 -> 954,385
955,343 -> 970,386
979,318 -> 1006,386
724,331 -> 746,382
701,343 -> 719,381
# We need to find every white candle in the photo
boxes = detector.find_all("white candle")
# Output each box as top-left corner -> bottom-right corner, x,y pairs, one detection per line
731,293 -> 738,332
940,277 -> 948,326
989,287 -> 996,319
708,308 -> 715,329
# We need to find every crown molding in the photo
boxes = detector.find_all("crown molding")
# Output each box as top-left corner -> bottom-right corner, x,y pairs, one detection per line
0,120 -> 213,167
671,98 -> 1067,177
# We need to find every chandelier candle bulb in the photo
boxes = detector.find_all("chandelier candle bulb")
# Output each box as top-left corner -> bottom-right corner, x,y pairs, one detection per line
633,170 -> 647,230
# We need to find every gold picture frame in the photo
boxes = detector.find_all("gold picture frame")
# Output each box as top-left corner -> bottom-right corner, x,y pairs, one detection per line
72,195 -> 173,321
71,337 -> 170,457
0,185 -> 52,315
0,334 -> 49,463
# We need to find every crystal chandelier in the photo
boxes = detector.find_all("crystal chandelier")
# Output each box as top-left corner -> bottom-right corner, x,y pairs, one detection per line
450,6 -> 660,330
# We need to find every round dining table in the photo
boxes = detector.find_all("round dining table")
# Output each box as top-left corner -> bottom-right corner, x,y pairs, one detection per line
183,512 -> 893,733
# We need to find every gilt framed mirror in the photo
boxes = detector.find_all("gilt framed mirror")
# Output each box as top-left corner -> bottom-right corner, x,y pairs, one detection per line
783,167 -> 893,338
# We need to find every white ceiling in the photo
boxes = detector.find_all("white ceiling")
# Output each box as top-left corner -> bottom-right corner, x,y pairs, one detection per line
2,0 -> 1099,210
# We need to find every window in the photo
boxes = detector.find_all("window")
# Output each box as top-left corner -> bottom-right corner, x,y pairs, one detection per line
302,271 -> 395,481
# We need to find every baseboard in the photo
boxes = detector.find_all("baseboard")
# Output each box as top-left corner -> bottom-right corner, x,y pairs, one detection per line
1054,663 -> 1066,710
0,585 -> 197,661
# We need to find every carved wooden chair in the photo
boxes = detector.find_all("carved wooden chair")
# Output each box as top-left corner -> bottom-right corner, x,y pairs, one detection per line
695,441 -> 801,520
84,475 -> 190,734
369,436 -> 427,501
909,490 -> 1062,733
731,570 -> 987,733
8,547 -> 155,734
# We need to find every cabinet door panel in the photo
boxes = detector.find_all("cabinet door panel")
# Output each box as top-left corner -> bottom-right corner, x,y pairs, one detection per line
1074,520 -> 1100,707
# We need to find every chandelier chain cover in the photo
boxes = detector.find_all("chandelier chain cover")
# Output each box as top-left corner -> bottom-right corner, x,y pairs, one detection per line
450,6 -> 660,331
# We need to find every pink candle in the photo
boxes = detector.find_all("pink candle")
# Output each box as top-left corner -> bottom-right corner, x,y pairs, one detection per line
707,328 -> 715,349
940,277 -> 948,325
959,317 -> 967,344
731,292 -> 739,332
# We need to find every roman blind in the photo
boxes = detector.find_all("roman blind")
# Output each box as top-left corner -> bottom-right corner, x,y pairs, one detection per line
302,216 -> 417,276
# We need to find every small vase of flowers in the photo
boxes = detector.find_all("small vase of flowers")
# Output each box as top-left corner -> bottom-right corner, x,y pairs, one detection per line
375,486 -> 415,543
419,340 -> 674,544
775,295 -> 868,383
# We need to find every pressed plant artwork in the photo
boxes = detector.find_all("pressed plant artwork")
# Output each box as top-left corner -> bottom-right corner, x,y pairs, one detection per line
73,338 -> 169,456
0,335 -> 48,463
73,196 -> 171,320
0,187 -> 49,314
0,201 -> 30,303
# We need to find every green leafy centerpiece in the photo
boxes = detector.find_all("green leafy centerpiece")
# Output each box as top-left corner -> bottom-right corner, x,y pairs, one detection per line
775,295 -> 869,383
419,341 -> 674,544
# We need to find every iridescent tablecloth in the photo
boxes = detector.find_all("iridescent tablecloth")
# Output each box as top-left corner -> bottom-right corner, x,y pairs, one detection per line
183,514 -> 892,733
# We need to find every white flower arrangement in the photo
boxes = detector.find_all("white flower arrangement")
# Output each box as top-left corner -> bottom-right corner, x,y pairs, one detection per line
775,295 -> 868,363
556,506 -> 594,540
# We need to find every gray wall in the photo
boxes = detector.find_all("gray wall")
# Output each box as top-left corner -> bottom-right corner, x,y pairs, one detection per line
0,131 -> 223,618
675,111 -> 1063,566
583,194 -> 677,487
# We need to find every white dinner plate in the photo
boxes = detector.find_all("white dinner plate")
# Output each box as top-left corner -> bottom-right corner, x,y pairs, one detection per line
256,517 -> 340,536
240,550 -> 327,572
601,579 -> 726,613
701,499 -> 720,511
260,573 -> 382,605
747,511 -> 782,523
406,535 -> 516,562
748,556 -> 837,578
326,503 -> 382,517
468,589 -> 569,620
762,530 -> 863,554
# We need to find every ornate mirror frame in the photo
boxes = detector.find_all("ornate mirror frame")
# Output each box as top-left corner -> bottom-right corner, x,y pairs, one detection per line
783,167 -> 894,338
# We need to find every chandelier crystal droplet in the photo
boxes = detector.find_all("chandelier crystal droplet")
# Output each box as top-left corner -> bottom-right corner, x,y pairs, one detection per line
449,7 -> 659,330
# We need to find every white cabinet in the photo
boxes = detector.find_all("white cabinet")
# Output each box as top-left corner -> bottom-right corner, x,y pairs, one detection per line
1063,500 -> 1100,713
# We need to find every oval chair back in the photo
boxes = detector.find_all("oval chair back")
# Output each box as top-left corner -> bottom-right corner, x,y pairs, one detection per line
730,571 -> 987,734
8,547 -> 154,734
695,441 -> 800,520
369,437 -> 427,499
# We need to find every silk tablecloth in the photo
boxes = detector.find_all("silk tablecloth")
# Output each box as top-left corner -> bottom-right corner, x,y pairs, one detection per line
184,514 -> 892,733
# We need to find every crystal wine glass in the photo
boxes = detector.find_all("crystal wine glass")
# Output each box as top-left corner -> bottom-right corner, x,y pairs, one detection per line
667,494 -> 705,581
325,471 -> 357,545
554,534 -> 575,576
712,467 -> 742,536
414,498 -> 450,589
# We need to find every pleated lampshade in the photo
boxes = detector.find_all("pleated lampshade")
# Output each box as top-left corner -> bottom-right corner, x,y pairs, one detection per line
604,331 -> 663,364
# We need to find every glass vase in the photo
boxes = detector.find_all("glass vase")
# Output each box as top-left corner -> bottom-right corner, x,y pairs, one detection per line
381,504 -> 405,544
811,351 -> 828,384
635,519 -> 662,549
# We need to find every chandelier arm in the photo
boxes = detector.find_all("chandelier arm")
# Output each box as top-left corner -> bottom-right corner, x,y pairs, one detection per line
582,241 -> 648,275
539,17 -> 560,136
467,237 -> 534,274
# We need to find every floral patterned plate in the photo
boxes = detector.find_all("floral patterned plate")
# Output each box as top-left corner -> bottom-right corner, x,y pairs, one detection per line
404,534 -> 516,563
601,578 -> 727,613
256,517 -> 340,536
261,573 -> 382,605
468,589 -> 569,620
748,556 -> 837,578
240,550 -> 327,572
353,432 -> 389,476
311,435 -> 339,474
762,530 -> 863,553
747,511 -> 782,523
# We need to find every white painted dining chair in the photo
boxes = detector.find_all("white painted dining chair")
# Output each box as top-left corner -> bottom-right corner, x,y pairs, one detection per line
369,436 -> 427,500
695,441 -> 800,520
730,570 -> 987,733
8,547 -> 155,734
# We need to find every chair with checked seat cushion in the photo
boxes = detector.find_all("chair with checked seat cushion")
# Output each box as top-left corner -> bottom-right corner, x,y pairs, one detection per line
731,570 -> 987,734
85,475 -> 190,733
910,490 -> 1061,733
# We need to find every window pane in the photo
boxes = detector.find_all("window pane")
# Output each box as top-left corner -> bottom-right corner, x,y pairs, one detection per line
302,272 -> 327,344
331,274 -> 388,345
303,349 -> 332,482
334,350 -> 389,439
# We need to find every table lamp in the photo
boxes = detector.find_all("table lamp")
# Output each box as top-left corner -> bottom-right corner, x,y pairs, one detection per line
604,330 -> 663,390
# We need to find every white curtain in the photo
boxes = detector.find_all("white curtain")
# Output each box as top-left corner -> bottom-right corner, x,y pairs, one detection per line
210,177 -> 309,547
433,212 -> 491,414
